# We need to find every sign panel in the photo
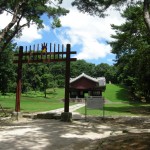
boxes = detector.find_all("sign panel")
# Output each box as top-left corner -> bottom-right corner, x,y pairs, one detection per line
87,96 -> 104,109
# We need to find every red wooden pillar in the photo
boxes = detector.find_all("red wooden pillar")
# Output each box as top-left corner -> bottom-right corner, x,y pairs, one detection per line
64,44 -> 71,112
15,46 -> 23,112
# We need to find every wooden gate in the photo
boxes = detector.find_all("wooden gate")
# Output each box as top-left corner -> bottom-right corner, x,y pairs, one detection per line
13,43 -> 76,113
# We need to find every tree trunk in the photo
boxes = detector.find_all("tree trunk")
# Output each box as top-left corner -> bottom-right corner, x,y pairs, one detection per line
143,0 -> 150,33
44,88 -> 47,98
0,1 -> 26,52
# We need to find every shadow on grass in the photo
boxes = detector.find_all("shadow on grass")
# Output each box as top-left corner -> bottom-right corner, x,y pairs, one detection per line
115,85 -> 130,102
104,104 -> 150,115
1,107 -> 13,110
21,92 -> 57,99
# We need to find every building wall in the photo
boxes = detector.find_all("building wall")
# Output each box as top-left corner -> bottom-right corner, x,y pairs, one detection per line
70,77 -> 98,90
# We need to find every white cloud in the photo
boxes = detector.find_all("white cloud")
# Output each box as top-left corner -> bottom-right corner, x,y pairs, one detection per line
56,1 -> 125,61
15,25 -> 42,43
0,11 -> 50,43
76,40 -> 111,60
15,24 -> 50,43
0,12 -> 13,29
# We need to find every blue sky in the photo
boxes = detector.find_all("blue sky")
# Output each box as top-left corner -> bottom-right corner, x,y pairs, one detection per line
0,0 -> 125,65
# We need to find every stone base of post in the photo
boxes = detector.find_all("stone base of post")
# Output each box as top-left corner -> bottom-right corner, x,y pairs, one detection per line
12,111 -> 22,120
61,112 -> 72,122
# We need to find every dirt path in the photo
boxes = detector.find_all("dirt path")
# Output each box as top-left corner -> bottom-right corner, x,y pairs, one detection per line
0,116 -> 150,150
0,118 -> 107,150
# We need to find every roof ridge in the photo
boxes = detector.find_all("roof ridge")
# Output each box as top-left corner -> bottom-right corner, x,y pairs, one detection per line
70,73 -> 98,83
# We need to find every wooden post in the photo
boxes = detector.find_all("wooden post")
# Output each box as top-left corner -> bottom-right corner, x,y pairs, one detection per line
15,46 -> 23,112
64,44 -> 71,112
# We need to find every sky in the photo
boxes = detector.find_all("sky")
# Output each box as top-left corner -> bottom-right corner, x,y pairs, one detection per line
0,0 -> 125,65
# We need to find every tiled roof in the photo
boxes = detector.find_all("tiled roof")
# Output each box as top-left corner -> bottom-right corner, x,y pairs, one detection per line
70,73 -> 98,83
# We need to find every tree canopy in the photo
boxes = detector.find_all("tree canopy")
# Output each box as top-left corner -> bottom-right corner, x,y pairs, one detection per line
0,0 -> 69,52
109,4 -> 150,102
72,0 -> 150,33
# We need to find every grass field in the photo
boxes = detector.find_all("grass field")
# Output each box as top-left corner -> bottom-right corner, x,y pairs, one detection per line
0,84 -> 150,116
0,88 -> 65,113
103,84 -> 129,102
77,84 -> 150,117
77,103 -> 150,117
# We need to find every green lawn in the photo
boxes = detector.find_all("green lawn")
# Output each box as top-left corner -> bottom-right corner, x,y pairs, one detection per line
0,88 -> 65,112
76,84 -> 150,117
0,85 -> 150,116
103,84 -> 129,102
77,103 -> 150,117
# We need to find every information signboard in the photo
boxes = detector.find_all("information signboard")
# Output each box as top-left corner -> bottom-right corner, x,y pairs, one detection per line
87,96 -> 104,109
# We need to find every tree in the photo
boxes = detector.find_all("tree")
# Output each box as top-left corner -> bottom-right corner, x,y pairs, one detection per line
0,0 -> 69,52
72,0 -> 150,33
41,74 -> 53,98
109,5 -> 150,101
71,60 -> 95,77
94,63 -> 117,83
0,43 -> 16,94
50,62 -> 65,87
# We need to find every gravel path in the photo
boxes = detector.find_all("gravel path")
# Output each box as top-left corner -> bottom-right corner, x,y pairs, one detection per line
0,104 -> 150,150
0,118 -> 113,150
0,116 -> 150,150
40,103 -> 85,114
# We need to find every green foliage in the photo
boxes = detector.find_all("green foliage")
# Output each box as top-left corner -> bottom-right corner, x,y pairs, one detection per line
71,60 -> 95,77
70,60 -> 118,83
0,0 -> 69,51
0,54 -> 118,94
94,63 -> 117,83
0,43 -> 16,94
110,4 -> 150,102
72,0 -> 143,17
51,17 -> 61,28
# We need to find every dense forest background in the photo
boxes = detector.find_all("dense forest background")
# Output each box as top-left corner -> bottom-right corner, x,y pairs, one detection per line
0,45 -> 117,94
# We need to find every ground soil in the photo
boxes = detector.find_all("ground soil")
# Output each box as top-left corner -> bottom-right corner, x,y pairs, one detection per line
88,117 -> 150,150
0,116 -> 150,150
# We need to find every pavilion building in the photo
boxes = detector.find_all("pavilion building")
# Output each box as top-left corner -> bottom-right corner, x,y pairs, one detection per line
69,73 -> 106,99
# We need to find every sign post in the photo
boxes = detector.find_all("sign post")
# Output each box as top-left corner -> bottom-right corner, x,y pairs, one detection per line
85,96 -> 105,121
